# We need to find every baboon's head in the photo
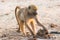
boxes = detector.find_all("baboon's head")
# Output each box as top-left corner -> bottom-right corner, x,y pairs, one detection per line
28,5 -> 38,16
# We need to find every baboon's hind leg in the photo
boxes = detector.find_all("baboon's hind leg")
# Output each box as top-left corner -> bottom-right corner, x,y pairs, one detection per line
17,17 -> 22,32
19,21 -> 26,36
16,20 -> 20,32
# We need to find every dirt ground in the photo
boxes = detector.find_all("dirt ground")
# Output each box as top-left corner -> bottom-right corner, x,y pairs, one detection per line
0,28 -> 59,40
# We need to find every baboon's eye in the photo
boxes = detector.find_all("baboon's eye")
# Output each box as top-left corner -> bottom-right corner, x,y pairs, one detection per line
28,6 -> 31,9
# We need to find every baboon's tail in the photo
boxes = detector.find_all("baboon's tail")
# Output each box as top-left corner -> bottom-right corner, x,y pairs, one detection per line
15,6 -> 20,14
15,6 -> 20,26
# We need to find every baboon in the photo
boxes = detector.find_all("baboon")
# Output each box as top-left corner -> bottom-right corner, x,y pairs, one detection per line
15,5 -> 47,37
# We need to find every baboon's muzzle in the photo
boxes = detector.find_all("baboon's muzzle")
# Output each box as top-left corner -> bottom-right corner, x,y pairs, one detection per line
33,12 -> 37,16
